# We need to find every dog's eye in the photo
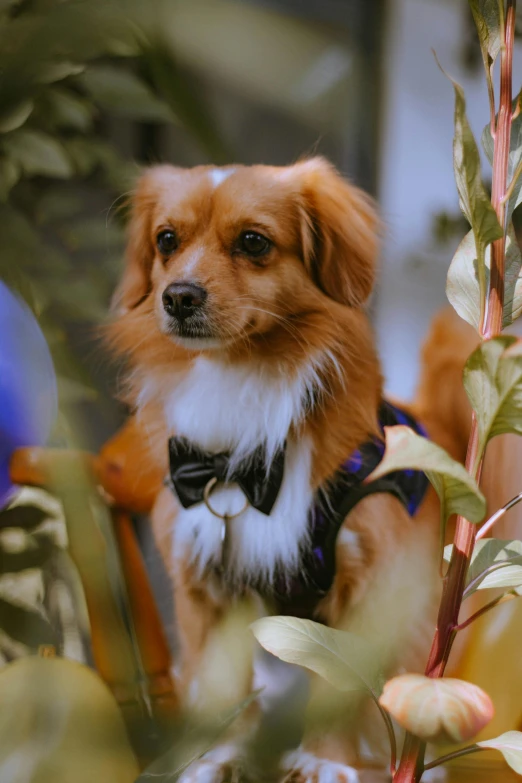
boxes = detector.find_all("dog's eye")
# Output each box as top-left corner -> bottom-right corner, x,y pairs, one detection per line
157,230 -> 178,256
238,231 -> 271,258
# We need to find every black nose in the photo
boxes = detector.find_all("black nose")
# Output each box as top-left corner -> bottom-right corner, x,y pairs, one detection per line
162,282 -> 208,321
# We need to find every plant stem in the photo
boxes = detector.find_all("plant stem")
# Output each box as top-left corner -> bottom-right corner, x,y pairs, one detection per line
375,701 -> 397,777
455,589 -> 520,631
476,490 -> 522,539
484,0 -> 516,339
394,4 -> 517,780
423,744 -> 484,771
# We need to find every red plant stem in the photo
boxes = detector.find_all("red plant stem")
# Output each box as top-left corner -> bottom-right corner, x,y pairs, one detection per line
394,3 -> 516,780
454,589 -> 519,632
484,0 -> 515,339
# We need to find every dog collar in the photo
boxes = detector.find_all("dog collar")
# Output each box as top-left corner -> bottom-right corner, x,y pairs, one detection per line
168,437 -> 285,516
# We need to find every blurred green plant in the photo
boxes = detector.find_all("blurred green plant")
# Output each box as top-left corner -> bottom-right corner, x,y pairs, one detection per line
0,0 -> 228,430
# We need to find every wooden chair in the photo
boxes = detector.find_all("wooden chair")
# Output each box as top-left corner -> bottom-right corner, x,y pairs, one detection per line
9,417 -> 177,765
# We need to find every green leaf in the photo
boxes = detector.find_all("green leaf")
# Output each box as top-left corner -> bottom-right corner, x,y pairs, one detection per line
2,129 -> 72,178
0,99 -> 33,133
38,61 -> 85,84
0,597 -> 57,649
142,42 -> 231,164
58,217 -> 124,252
80,65 -> 176,123
43,87 -> 95,132
0,157 -> 19,201
449,76 -> 502,248
468,0 -> 501,68
477,731 -> 522,774
482,92 -> 522,219
444,539 -> 522,594
251,617 -> 384,697
365,425 -> 486,525
136,692 -> 260,782
463,336 -> 522,460
446,227 -> 522,331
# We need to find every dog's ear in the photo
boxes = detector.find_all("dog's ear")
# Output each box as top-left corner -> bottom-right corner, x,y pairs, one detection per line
296,157 -> 379,307
111,167 -> 167,315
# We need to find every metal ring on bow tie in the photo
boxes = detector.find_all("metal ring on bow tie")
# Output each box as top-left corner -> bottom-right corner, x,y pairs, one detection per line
203,477 -> 249,520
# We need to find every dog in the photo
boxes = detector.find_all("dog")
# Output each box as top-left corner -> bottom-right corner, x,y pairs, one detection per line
108,158 -> 474,782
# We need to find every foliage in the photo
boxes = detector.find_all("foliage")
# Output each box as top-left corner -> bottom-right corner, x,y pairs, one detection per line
253,2 -> 522,782
0,0 -> 226,427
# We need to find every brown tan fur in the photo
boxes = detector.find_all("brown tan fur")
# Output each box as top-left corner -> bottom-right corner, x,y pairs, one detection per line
108,159 -> 469,780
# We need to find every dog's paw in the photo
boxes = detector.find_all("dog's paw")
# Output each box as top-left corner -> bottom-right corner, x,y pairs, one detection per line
281,749 -> 360,783
178,744 -> 238,783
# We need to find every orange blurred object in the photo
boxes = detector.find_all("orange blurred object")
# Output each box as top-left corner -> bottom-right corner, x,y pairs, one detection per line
94,417 -> 164,514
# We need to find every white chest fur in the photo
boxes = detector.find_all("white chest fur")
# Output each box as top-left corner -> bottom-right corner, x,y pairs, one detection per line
139,355 -> 319,583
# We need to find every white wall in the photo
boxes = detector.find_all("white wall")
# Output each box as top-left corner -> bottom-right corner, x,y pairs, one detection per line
376,0 -> 522,400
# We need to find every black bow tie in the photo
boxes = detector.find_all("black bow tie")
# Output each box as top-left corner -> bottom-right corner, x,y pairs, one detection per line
167,437 -> 285,516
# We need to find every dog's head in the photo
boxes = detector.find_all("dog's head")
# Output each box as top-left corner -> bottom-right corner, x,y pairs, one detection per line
112,157 -> 379,354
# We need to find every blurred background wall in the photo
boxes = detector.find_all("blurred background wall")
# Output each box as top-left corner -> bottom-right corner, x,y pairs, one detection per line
378,0 -> 522,398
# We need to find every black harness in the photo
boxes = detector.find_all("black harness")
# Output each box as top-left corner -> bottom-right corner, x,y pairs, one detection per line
167,400 -> 429,617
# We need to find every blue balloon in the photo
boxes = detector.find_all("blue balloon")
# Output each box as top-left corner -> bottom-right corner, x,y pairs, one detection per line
0,282 -> 57,508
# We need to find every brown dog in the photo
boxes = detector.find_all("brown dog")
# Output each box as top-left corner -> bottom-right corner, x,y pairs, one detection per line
108,159 -> 471,782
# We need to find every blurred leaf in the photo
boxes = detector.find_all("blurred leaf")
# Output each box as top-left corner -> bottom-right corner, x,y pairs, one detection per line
468,0 -> 501,69
0,596 -> 56,647
446,226 -> 522,331
463,336 -> 522,459
0,99 -> 33,133
2,129 -> 72,178
0,157 -> 20,201
0,656 -> 139,782
379,674 -> 494,743
482,92 -> 522,219
80,64 -> 176,122
477,731 -> 522,773
42,87 -> 95,131
137,693 -> 260,782
251,617 -> 384,697
366,425 -> 486,525
38,60 -> 85,84
64,137 -> 135,189
444,539 -> 522,594
449,74 -> 503,248
142,42 -> 230,163
58,217 -> 124,252
35,189 -> 84,224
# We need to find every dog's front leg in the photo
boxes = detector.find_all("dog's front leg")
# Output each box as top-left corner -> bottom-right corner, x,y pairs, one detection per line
152,487 -> 257,781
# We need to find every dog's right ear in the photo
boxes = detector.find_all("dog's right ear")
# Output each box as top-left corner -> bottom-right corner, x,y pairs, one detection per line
111,167 -> 165,315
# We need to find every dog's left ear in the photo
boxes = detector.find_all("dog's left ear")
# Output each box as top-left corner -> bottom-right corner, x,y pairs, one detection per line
296,157 -> 379,307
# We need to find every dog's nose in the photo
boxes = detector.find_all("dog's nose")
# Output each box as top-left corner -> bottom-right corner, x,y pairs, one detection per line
162,282 -> 208,321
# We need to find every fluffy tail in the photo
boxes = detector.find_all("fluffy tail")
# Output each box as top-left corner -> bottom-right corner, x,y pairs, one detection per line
414,307 -> 522,535
412,307 -> 478,465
